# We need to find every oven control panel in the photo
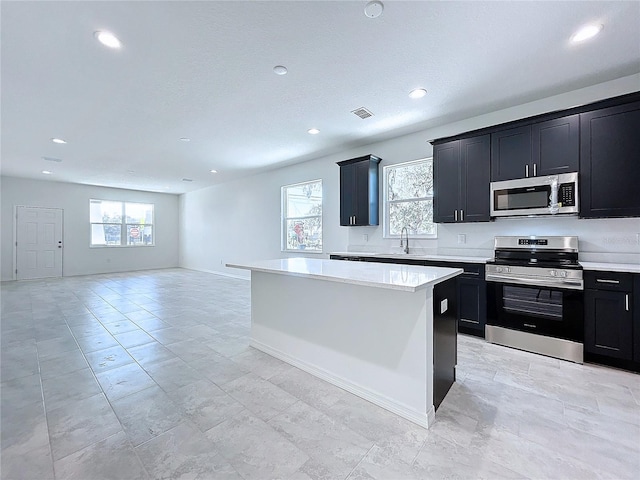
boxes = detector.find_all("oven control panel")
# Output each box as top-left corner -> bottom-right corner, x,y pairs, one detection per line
485,264 -> 584,290
518,238 -> 548,246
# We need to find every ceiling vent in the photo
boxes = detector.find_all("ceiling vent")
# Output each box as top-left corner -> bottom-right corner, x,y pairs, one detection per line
42,156 -> 62,163
351,107 -> 374,119
182,178 -> 193,182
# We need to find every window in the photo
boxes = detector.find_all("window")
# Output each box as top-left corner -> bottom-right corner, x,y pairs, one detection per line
383,158 -> 436,238
90,200 -> 154,246
282,180 -> 322,252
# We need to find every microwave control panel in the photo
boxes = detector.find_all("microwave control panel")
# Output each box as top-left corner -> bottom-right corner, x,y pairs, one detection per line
559,182 -> 576,206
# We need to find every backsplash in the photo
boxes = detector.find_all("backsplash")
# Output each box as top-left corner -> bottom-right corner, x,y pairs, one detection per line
346,216 -> 640,264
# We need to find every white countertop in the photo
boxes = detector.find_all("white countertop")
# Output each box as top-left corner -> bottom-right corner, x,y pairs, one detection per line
580,262 -> 640,273
329,252 -> 491,264
227,257 -> 463,292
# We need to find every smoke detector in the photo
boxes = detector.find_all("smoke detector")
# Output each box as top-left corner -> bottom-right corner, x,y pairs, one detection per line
364,1 -> 384,18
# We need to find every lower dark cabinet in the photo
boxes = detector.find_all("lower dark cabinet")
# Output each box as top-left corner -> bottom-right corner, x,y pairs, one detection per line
584,289 -> 633,360
584,270 -> 634,363
457,275 -> 487,338
635,275 -> 640,364
433,278 -> 458,410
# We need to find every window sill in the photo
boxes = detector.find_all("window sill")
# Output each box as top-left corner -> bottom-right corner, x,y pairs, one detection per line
282,249 -> 324,254
90,244 -> 155,248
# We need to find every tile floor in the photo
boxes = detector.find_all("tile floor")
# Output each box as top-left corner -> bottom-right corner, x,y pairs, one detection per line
1,268 -> 639,480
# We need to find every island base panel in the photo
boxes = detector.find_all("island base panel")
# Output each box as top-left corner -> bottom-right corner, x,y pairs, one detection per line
250,271 -> 435,428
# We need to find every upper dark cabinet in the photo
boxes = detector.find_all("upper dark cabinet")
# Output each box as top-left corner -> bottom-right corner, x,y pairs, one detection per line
580,101 -> 640,218
337,154 -> 381,226
532,114 -> 579,176
491,126 -> 532,181
491,115 -> 579,182
434,135 -> 491,223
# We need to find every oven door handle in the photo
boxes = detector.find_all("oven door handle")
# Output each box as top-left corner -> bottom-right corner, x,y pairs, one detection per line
486,274 -> 584,290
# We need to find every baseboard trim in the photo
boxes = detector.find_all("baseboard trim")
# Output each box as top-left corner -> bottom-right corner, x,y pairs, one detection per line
250,339 -> 434,429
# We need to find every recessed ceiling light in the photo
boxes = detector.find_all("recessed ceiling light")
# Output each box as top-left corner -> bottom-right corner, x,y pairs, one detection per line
179,137 -> 191,142
51,138 -> 67,144
94,30 -> 122,49
571,24 -> 603,43
209,169 -> 217,174
409,88 -> 427,99
307,128 -> 320,135
42,170 -> 52,175
273,65 -> 288,75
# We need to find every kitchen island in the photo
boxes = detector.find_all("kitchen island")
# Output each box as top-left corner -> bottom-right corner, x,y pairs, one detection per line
226,257 -> 462,428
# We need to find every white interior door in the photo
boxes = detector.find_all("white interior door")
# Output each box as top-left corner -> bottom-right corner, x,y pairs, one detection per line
16,206 -> 63,280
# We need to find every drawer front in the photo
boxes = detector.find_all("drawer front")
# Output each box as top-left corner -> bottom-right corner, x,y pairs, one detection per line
585,270 -> 633,291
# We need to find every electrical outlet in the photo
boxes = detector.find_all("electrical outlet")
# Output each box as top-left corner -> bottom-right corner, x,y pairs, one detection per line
362,234 -> 368,242
457,234 -> 466,245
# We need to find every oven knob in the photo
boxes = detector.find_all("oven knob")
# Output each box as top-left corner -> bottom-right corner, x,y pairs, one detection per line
504,267 -> 510,273
550,270 -> 557,277
496,267 -> 503,273
559,271 -> 567,278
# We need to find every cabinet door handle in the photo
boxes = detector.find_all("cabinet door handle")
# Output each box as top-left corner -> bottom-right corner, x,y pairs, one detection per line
454,210 -> 458,221
533,163 -> 537,176
460,210 -> 464,221
353,215 -> 356,225
625,294 -> 629,311
596,279 -> 620,284
525,164 -> 529,177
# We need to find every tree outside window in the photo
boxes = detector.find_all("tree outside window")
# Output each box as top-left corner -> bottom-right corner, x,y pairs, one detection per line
282,180 -> 322,252
384,158 -> 436,237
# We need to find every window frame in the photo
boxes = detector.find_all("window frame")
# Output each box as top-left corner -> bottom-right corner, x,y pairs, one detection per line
281,179 -> 323,253
89,199 -> 155,247
383,157 -> 437,239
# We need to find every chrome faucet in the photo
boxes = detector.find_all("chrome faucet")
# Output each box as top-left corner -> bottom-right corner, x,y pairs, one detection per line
400,227 -> 409,254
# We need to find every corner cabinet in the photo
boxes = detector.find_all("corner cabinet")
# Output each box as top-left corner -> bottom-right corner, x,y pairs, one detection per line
337,155 -> 381,226
433,135 -> 491,223
580,101 -> 640,218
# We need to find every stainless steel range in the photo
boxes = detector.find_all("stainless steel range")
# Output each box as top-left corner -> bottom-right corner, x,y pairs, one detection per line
485,236 -> 584,363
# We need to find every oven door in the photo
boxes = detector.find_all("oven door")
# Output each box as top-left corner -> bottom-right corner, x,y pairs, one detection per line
487,281 -> 583,342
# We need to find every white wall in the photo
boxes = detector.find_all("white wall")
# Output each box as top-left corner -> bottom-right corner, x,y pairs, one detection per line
1,176 -> 179,281
180,74 -> 640,278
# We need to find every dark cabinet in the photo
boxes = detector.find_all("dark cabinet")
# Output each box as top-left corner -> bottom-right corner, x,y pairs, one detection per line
433,277 -> 458,410
580,101 -> 640,218
584,271 -> 633,361
532,115 -> 579,176
337,155 -> 381,226
635,275 -> 640,364
457,269 -> 487,338
491,115 -> 579,182
433,135 -> 490,223
491,126 -> 532,181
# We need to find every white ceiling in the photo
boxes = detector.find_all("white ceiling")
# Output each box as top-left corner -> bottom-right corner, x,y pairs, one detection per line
2,1 -> 639,194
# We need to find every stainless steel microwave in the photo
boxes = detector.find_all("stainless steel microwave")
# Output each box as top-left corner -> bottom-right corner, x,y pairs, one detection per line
490,172 -> 579,217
